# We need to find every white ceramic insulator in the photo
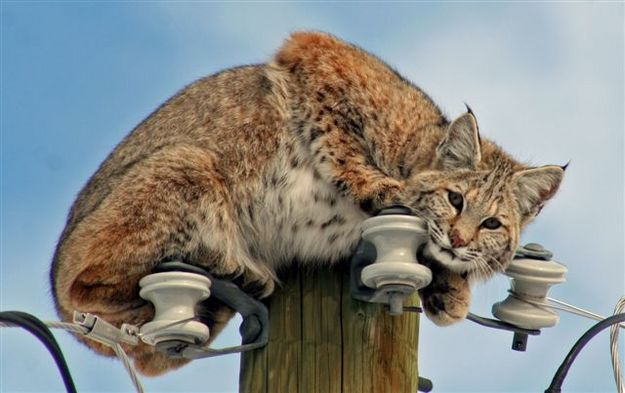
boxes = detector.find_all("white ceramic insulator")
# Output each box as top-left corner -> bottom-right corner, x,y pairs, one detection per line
139,271 -> 211,346
492,256 -> 567,330
360,215 -> 432,291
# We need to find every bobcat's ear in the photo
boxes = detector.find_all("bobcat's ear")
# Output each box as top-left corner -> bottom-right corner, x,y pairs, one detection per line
436,111 -> 481,170
513,165 -> 565,224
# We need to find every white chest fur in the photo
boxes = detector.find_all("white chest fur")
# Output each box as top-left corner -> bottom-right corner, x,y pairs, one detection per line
253,164 -> 367,267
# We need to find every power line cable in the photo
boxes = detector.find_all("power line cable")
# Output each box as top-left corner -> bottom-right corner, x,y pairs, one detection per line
545,312 -> 625,393
0,311 -> 77,393
610,297 -> 625,393
1,312 -> 144,393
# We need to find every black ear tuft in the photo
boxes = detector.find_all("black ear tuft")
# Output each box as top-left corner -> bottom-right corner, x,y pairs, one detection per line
561,161 -> 570,171
513,165 -> 565,225
463,104 -> 480,140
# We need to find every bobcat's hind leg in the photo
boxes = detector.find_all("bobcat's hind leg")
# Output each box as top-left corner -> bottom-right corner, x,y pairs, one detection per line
52,145 -> 272,375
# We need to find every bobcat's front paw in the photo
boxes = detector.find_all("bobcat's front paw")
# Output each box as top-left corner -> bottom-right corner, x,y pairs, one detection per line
419,267 -> 471,326
357,177 -> 406,213
421,291 -> 470,326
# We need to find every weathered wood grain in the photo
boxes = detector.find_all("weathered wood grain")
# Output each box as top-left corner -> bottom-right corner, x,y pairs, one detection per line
240,265 -> 420,393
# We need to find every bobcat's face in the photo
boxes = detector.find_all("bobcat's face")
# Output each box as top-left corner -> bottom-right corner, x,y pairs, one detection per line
407,168 -> 519,279
404,111 -> 564,280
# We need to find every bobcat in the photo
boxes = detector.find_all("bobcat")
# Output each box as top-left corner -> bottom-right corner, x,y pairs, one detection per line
50,31 -> 564,375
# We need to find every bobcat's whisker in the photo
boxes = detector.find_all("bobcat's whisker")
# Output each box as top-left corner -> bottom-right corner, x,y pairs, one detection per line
474,259 -> 487,281
485,255 -> 506,273
474,256 -> 494,281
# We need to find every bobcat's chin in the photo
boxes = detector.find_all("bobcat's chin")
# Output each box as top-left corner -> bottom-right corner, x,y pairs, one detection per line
422,239 -> 473,274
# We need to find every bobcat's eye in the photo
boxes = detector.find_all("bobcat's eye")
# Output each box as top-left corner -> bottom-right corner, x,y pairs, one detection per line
447,191 -> 464,212
481,217 -> 502,230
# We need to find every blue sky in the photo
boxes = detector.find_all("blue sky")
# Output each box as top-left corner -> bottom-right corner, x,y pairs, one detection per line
1,2 -> 623,392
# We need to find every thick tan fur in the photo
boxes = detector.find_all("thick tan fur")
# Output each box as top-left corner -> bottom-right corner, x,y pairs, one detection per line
51,32 -> 564,375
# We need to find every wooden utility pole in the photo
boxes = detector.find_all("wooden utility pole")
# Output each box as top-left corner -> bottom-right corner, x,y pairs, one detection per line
239,265 -> 420,393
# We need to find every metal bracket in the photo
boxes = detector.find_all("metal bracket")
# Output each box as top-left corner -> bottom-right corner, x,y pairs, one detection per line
350,238 -> 379,303
73,311 -> 139,347
466,312 -> 540,351
150,262 -> 269,359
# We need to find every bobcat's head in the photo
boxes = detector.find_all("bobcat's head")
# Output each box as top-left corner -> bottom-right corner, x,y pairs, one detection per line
406,110 -> 564,280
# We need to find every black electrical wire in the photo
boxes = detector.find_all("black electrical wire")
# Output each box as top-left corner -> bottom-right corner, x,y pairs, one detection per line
0,311 -> 77,393
545,312 -> 625,393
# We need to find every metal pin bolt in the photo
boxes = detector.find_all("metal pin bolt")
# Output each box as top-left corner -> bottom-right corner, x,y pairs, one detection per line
388,292 -> 404,316
524,243 -> 545,252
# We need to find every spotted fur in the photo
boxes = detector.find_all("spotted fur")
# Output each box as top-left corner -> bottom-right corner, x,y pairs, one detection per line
50,32 -> 564,375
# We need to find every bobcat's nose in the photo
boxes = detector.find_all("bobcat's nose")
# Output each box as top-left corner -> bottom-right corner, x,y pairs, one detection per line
449,229 -> 467,248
